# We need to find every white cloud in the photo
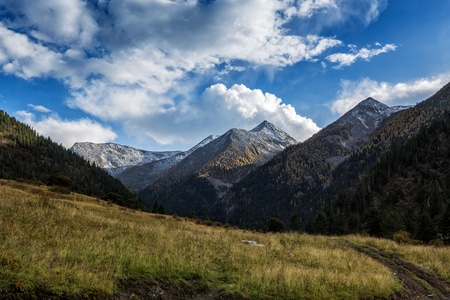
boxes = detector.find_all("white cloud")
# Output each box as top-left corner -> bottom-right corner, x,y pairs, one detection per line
0,23 -> 65,79
330,74 -> 450,115
0,0 -> 351,90
27,104 -> 51,113
80,83 -> 321,146
66,80 -> 176,121
2,0 -> 98,48
0,0 -> 392,148
285,0 -> 387,32
296,0 -> 338,18
198,84 -> 321,142
326,43 -> 397,68
15,111 -> 117,148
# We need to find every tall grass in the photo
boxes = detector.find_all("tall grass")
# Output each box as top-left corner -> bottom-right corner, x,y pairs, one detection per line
343,235 -> 450,282
0,180 -> 400,299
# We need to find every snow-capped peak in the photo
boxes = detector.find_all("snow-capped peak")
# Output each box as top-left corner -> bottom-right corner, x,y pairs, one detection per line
70,142 -> 181,174
250,120 -> 297,147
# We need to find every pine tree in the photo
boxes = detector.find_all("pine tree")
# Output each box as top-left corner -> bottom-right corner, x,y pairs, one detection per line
416,212 -> 438,243
289,214 -> 302,232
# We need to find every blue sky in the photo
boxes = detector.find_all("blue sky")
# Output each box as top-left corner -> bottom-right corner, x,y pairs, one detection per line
0,0 -> 449,150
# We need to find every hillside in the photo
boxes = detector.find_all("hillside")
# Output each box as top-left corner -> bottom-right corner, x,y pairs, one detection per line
0,110 -> 142,209
221,98 -> 405,229
70,142 -> 182,176
1,179 -> 449,299
314,111 -> 450,241
302,82 -> 450,240
114,135 -> 217,192
140,121 -> 297,219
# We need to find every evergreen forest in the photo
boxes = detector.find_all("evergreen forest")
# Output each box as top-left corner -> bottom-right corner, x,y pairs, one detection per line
312,112 -> 450,243
0,110 -> 144,209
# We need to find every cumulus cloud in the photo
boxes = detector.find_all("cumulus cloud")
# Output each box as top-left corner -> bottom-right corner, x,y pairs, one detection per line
0,0 -> 392,147
286,0 -> 387,33
326,43 -> 397,68
89,83 -> 321,146
15,110 -> 117,148
330,74 -> 450,115
199,84 -> 321,141
28,104 -> 51,113
0,0 -> 386,88
0,23 -> 65,79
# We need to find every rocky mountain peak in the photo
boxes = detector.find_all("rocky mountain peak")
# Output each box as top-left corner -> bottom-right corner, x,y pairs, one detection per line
338,98 -> 401,128
70,142 -> 182,175
358,97 -> 389,110
346,97 -> 391,118
250,120 -> 273,132
250,120 -> 297,147
317,98 -> 408,165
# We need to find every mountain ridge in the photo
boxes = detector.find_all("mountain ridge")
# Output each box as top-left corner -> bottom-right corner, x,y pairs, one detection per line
0,110 -> 142,209
221,97 -> 410,228
139,121 -> 297,218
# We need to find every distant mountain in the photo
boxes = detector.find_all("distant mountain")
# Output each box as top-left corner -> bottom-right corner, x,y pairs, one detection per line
320,97 -> 408,165
115,135 -> 217,192
221,98 -> 407,228
70,142 -> 182,176
139,121 -> 297,218
71,136 -> 217,192
318,112 -> 450,241
309,82 -> 450,241
0,110 -> 142,209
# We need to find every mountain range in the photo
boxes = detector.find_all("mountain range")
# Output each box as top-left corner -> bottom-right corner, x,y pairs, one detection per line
2,81 -> 449,243
221,97 -> 409,227
223,82 -> 450,240
72,121 -> 298,218
71,135 -> 217,191
70,96 -> 411,224
0,110 -> 141,209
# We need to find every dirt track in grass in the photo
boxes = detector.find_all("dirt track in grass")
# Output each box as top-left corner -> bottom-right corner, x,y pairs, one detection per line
341,241 -> 450,300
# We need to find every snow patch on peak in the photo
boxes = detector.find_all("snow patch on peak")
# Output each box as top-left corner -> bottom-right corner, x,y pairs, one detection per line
70,142 -> 181,173
250,120 -> 297,147
323,98 -> 410,159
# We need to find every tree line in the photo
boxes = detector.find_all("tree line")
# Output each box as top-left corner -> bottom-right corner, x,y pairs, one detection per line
0,110 -> 144,210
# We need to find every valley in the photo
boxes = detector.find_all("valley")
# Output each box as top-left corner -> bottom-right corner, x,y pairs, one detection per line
1,179 -> 449,299
1,82 -> 450,299
70,82 -> 450,244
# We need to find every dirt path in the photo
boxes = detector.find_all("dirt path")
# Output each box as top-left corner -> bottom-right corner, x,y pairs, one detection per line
341,240 -> 450,299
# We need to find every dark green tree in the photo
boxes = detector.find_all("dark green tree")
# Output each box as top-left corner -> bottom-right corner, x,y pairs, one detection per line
313,212 -> 329,235
289,213 -> 302,232
47,172 -> 75,189
438,205 -> 450,242
416,212 -> 438,243
267,217 -> 286,233
152,201 -> 165,214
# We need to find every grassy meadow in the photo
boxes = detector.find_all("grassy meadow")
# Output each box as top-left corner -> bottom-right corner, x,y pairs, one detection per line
0,179 -> 448,299
342,235 -> 450,283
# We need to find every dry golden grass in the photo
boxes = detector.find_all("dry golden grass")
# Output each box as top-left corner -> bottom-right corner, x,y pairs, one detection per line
343,235 -> 450,282
0,180 -> 401,299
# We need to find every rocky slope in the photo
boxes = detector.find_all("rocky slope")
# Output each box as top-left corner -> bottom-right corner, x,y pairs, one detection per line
140,121 -> 297,218
70,136 -> 217,191
115,135 -> 217,192
70,142 -> 181,176
222,98 -> 408,228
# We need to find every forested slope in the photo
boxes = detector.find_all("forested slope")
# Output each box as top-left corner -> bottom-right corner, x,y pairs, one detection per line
316,112 -> 450,242
0,110 -> 143,209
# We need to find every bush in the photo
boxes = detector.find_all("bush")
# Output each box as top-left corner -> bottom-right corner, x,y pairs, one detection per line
47,173 -> 74,189
267,218 -> 286,233
393,230 -> 420,245
101,192 -> 123,205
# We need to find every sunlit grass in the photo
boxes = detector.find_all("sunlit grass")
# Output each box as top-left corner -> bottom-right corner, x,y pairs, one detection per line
0,180 -> 401,299
343,235 -> 450,282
